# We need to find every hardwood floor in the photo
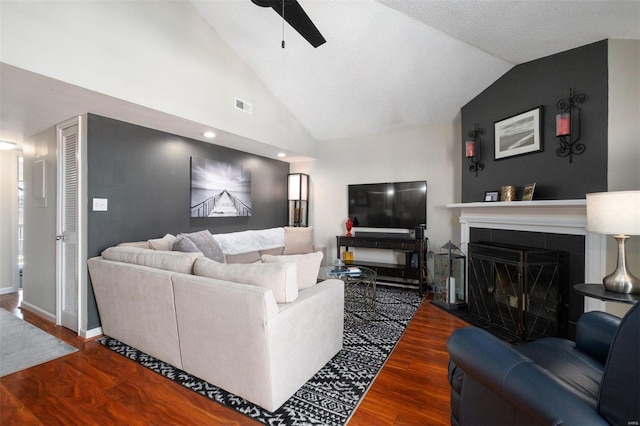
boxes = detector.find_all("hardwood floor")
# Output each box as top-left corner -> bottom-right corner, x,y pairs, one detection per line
0,291 -> 468,425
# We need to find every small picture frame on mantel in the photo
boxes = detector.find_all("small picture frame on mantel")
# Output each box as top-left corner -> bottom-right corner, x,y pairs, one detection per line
484,191 -> 500,202
522,183 -> 536,201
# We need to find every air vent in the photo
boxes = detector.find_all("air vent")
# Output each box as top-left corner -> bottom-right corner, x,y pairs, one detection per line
235,97 -> 252,114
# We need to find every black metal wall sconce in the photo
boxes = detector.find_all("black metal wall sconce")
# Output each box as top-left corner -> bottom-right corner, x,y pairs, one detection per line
465,124 -> 484,176
556,88 -> 588,163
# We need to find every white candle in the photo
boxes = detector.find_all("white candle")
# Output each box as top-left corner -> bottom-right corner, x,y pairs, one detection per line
449,277 -> 456,304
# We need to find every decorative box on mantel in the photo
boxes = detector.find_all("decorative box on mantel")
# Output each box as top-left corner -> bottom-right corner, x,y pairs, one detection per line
446,200 -> 608,314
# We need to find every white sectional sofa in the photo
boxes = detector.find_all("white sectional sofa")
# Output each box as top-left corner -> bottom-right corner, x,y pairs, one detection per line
87,227 -> 344,412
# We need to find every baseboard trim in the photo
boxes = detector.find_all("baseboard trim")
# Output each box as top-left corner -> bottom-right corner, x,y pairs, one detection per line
20,301 -> 56,323
20,301 -> 103,340
81,326 -> 103,340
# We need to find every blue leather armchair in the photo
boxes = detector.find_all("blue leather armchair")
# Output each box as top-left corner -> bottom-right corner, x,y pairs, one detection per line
447,302 -> 639,426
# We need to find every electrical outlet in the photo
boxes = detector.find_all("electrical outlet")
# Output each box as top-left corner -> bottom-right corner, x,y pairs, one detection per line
93,198 -> 108,211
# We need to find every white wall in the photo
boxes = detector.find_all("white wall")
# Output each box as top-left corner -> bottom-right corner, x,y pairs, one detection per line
0,150 -> 19,294
292,119 -> 461,268
22,127 -> 58,321
0,0 -> 316,157
605,39 -> 640,316
608,39 -> 640,192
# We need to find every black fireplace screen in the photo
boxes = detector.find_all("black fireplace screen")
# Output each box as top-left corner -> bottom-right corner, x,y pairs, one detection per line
468,243 -> 560,341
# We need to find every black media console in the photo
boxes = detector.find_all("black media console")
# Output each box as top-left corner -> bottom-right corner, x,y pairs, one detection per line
336,235 -> 426,297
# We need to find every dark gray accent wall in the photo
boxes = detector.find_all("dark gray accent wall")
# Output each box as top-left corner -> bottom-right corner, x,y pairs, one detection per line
86,114 -> 289,328
461,40 -> 608,202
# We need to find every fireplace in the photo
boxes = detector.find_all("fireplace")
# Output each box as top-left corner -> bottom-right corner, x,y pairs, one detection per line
468,242 -> 561,341
448,200 -> 608,340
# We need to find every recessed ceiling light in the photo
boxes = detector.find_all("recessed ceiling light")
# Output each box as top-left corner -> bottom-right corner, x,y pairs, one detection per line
0,141 -> 17,150
203,131 -> 216,139
277,152 -> 286,158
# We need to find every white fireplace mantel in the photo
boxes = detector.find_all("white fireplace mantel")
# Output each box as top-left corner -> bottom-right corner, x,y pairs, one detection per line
447,200 -> 606,311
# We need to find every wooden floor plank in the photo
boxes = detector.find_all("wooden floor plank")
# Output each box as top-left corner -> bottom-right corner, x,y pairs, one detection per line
0,383 -> 44,426
0,290 -> 467,425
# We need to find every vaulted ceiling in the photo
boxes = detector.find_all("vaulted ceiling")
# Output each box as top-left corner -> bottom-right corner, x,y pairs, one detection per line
1,0 -> 638,158
190,0 -> 639,142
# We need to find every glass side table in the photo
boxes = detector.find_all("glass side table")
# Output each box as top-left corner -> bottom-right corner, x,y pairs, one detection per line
319,266 -> 377,322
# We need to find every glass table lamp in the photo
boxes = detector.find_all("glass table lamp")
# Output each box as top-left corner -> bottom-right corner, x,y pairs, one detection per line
586,190 -> 640,294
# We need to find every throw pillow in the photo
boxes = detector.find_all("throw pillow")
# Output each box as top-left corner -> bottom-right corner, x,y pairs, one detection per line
148,234 -> 176,251
172,235 -> 200,253
181,230 -> 225,263
283,226 -> 314,255
193,257 -> 298,303
261,251 -> 323,290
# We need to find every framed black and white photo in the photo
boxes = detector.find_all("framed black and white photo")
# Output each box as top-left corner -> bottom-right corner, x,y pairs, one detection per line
494,107 -> 543,160
190,157 -> 252,218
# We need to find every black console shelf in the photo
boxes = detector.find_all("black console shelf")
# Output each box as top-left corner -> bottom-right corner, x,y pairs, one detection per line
336,236 -> 426,296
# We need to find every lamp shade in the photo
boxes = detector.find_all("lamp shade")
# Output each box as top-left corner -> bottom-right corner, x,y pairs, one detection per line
587,190 -> 640,235
288,173 -> 308,201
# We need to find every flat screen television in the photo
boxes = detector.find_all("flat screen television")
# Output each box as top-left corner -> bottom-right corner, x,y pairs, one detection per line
348,181 -> 427,229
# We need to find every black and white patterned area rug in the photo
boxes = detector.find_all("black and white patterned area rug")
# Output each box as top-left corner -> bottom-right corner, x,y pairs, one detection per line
98,286 -> 423,425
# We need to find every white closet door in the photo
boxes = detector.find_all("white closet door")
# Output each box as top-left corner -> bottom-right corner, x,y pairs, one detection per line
57,120 -> 79,332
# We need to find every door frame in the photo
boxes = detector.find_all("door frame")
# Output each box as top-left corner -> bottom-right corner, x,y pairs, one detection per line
55,116 -> 87,334
0,149 -> 21,295
15,152 -> 23,293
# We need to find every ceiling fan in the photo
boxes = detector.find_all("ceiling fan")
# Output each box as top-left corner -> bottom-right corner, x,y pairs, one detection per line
251,0 -> 326,48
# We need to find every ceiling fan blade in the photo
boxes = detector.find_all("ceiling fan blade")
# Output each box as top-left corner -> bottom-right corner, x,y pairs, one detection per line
271,0 -> 326,48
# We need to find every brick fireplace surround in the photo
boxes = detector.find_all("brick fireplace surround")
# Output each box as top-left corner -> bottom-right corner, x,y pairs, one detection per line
448,200 -> 608,320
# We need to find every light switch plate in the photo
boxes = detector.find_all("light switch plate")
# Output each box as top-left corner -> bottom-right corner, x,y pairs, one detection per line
93,198 -> 108,211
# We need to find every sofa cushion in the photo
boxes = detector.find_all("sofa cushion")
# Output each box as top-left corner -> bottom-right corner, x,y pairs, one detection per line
260,247 -> 285,257
262,251 -> 323,289
225,251 -> 262,264
136,250 -> 202,274
193,257 -> 298,303
148,234 -> 176,251
117,240 -> 151,249
101,246 -> 202,274
102,246 -> 141,264
180,230 -> 225,262
283,226 -> 313,255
